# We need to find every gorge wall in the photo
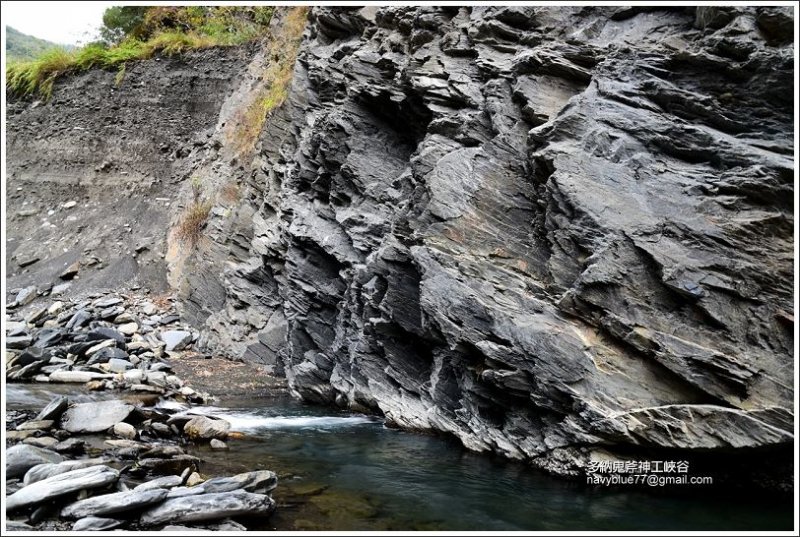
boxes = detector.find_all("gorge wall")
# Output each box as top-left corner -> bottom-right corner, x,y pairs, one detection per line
6,6 -> 795,482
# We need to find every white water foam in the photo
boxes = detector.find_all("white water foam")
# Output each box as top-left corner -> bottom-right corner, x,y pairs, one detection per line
214,413 -> 377,432
163,404 -> 377,432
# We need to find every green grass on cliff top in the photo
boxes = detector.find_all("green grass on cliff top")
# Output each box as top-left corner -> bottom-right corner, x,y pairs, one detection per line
6,17 -> 268,99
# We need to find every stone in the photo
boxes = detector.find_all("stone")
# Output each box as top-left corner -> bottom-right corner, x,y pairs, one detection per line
6,335 -> 33,349
161,330 -> 192,351
136,455 -> 200,475
53,438 -> 86,454
33,327 -> 64,348
139,490 -> 275,526
61,488 -> 168,519
113,422 -> 138,439
65,309 -> 91,330
183,416 -> 231,440
131,383 -> 165,394
197,470 -> 278,495
6,320 -> 27,336
85,339 -> 118,356
47,301 -> 64,315
210,439 -> 228,450
51,282 -> 72,295
93,296 -> 124,308
25,306 -> 48,323
60,261 -> 81,280
141,302 -> 158,316
60,400 -> 134,433
62,200 -> 78,209
6,520 -> 34,530
185,472 -> 204,487
72,517 -> 122,531
17,254 -> 40,267
106,358 -> 133,373
159,314 -> 180,325
6,444 -> 63,479
115,312 -> 137,325
35,396 -> 69,421
123,368 -> 146,384
16,420 -> 54,431
23,437 -> 59,449
6,465 -> 119,511
87,346 -> 129,364
15,346 -> 46,366
99,305 -> 125,319
133,475 -> 184,492
15,286 -> 37,305
23,458 -> 110,485
118,321 -> 139,335
49,370 -> 113,383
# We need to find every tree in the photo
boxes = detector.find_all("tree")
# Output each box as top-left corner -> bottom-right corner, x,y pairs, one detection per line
100,6 -> 148,44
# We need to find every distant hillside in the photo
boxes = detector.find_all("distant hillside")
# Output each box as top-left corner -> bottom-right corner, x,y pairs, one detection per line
6,26 -> 74,62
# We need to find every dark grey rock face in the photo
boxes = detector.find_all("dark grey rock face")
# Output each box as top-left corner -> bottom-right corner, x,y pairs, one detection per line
201,7 -> 794,476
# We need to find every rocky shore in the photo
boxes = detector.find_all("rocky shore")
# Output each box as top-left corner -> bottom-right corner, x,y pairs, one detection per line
5,289 -> 280,530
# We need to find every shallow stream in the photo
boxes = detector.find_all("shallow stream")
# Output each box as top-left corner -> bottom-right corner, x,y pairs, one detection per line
7,384 -> 792,531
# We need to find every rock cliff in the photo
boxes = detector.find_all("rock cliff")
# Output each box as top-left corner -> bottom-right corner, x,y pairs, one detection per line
6,6 -> 795,481
201,5 -> 794,478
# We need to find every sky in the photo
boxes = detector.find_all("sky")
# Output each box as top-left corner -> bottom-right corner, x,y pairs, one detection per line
4,1 -> 116,45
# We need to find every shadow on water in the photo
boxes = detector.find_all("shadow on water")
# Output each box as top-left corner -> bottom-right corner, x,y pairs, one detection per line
7,386 -> 793,531
183,394 -> 793,531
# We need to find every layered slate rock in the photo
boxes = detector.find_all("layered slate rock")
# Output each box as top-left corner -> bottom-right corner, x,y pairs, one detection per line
139,490 -> 275,526
6,465 -> 120,511
197,6 -> 794,478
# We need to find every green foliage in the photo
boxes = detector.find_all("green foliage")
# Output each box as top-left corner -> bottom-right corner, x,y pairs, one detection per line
6,26 -> 74,62
100,6 -> 148,44
6,7 -> 276,99
6,48 -> 75,99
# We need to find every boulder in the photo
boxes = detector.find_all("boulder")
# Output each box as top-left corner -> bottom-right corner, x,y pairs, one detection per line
139,490 -> 275,526
23,458 -> 110,485
197,470 -> 278,495
6,444 -> 63,479
183,416 -> 231,440
161,330 -> 192,351
60,400 -> 134,433
61,488 -> 168,519
6,465 -> 119,511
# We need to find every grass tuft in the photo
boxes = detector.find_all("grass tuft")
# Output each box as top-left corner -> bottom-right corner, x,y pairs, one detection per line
176,199 -> 213,246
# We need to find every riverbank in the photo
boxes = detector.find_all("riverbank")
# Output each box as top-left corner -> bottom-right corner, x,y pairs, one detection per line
4,288 -> 285,530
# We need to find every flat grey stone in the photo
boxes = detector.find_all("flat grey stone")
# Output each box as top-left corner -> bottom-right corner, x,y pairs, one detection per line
6,444 -> 63,479
60,400 -> 134,433
6,465 -> 119,511
61,488 -> 168,519
139,490 -> 275,526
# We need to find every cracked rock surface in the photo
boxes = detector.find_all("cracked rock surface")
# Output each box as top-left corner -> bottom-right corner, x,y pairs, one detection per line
199,6 -> 794,477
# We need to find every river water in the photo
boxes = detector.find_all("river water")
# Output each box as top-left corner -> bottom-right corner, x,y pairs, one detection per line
6,384 -> 792,531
